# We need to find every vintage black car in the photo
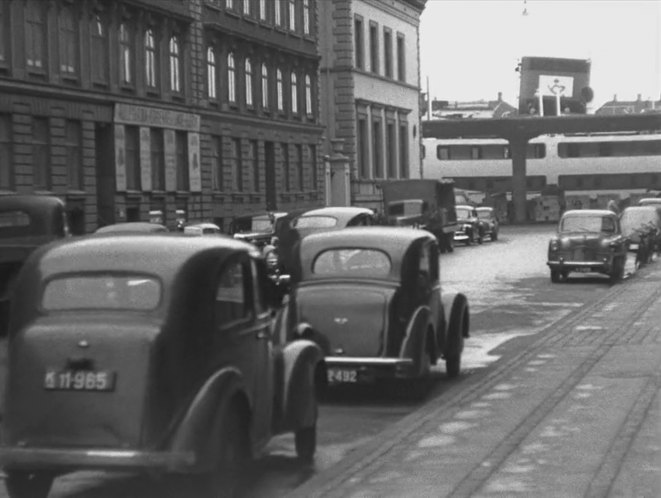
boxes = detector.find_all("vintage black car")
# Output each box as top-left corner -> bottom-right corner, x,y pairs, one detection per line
476,206 -> 499,241
547,209 -> 628,283
454,204 -> 483,245
0,234 -> 322,498
230,212 -> 287,250
279,227 -> 469,394
0,195 -> 70,336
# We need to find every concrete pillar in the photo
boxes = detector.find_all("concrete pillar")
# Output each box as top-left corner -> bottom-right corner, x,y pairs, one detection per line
509,137 -> 529,224
325,139 -> 351,207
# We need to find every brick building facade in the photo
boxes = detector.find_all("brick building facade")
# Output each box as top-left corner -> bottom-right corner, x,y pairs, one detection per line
0,0 -> 324,233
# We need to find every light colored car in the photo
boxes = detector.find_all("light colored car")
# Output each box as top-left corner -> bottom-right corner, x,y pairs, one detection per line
95,222 -> 168,234
637,198 -> 661,207
183,222 -> 222,236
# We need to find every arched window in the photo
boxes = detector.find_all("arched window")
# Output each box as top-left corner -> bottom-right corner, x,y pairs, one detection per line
227,53 -> 236,103
119,24 -> 132,84
145,29 -> 156,87
91,16 -> 108,81
290,72 -> 298,114
276,68 -> 283,112
305,74 -> 312,115
245,58 -> 253,106
207,47 -> 217,99
169,36 -> 181,92
261,64 -> 269,108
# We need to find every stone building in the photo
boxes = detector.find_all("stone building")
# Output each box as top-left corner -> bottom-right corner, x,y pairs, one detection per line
318,0 -> 426,210
0,0 -> 323,233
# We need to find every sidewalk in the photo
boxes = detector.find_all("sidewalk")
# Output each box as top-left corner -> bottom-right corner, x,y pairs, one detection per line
292,266 -> 661,498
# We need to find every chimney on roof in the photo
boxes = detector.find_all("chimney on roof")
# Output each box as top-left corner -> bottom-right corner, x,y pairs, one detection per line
637,94 -> 642,101
497,92 -> 502,102
613,94 -> 617,102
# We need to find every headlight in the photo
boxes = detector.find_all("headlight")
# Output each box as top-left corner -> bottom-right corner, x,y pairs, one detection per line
549,239 -> 559,251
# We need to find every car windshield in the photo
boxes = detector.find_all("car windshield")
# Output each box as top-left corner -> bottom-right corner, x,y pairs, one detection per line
560,215 -> 615,233
477,211 -> 492,220
620,209 -> 657,235
388,201 -> 426,216
313,249 -> 391,277
294,215 -> 338,229
42,274 -> 161,311
456,208 -> 472,220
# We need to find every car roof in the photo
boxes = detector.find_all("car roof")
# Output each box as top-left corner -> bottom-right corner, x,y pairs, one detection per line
95,222 -> 168,233
296,206 -> 373,222
638,198 -> 661,205
0,194 -> 64,212
33,234 -> 257,280
185,222 -> 221,229
562,209 -> 616,217
297,226 -> 435,281
456,204 -> 476,209
476,206 -> 493,211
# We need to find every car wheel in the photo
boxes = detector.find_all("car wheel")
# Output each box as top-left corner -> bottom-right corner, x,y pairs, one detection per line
5,470 -> 54,498
447,234 -> 454,252
295,425 -> 317,464
491,230 -> 498,241
610,257 -> 625,284
550,270 -> 561,283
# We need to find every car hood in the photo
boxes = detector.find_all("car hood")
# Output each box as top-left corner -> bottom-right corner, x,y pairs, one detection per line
555,231 -> 621,247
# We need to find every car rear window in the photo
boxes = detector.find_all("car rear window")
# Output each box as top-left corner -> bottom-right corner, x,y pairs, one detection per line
0,210 -> 32,237
477,211 -> 492,219
42,274 -> 161,311
313,249 -> 391,277
560,215 -> 615,233
293,216 -> 337,229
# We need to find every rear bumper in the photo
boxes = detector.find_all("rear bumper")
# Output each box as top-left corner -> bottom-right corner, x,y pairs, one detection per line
547,259 -> 612,273
325,357 -> 416,384
0,447 -> 196,472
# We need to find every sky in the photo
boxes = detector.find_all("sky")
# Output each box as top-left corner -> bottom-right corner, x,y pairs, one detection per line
419,0 -> 661,110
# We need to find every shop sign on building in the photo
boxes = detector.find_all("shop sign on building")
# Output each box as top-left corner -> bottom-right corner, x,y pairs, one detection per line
114,104 -> 200,131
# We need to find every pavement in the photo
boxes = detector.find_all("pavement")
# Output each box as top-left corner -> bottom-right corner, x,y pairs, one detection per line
290,262 -> 661,498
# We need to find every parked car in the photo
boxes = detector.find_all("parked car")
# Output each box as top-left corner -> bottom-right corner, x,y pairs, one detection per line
95,221 -> 168,234
230,212 -> 287,250
0,234 -> 323,498
476,206 -> 499,241
0,195 -> 70,337
183,222 -> 222,235
619,205 -> 661,266
547,209 -> 628,283
637,198 -> 661,207
280,226 -> 469,396
277,206 -> 376,274
454,204 -> 483,245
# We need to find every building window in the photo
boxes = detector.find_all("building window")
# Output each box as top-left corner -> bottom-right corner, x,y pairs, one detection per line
251,140 -> 260,192
396,34 -> 405,82
232,138 -> 243,192
65,121 -> 82,190
245,58 -> 254,107
387,122 -> 396,178
175,131 -> 188,191
288,0 -> 296,31
281,143 -> 290,191
169,36 -> 181,93
357,117 -> 368,178
383,28 -> 392,78
399,123 -> 409,177
369,22 -> 378,74
207,47 -> 217,99
305,74 -> 312,116
275,0 -> 282,26
0,2 -> 7,64
145,29 -> 157,88
303,0 -> 310,35
261,63 -> 269,108
151,128 -> 165,190
372,118 -> 383,178
91,16 -> 108,82
32,118 -> 50,189
276,68 -> 283,111
59,6 -> 77,75
309,144 -> 317,190
227,53 -> 236,103
0,115 -> 12,189
295,144 -> 303,191
354,17 -> 363,70
125,126 -> 141,191
226,0 -> 234,9
212,135 -> 224,191
259,0 -> 267,21
119,24 -> 132,84
243,0 -> 251,15
26,0 -> 45,70
291,72 -> 298,114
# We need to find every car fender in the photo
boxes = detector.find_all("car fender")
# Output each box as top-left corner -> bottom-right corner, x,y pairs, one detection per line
399,306 -> 431,373
169,366 -> 250,470
445,294 -> 469,357
276,339 -> 324,433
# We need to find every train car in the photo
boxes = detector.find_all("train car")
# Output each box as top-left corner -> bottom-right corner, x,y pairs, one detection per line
422,132 -> 661,202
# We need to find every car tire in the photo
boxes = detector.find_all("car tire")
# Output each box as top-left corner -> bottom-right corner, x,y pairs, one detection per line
610,257 -> 625,284
491,230 -> 498,241
5,470 -> 54,498
446,234 -> 454,252
295,425 -> 317,464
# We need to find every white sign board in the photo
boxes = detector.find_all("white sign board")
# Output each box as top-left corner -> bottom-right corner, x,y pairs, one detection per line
538,75 -> 574,98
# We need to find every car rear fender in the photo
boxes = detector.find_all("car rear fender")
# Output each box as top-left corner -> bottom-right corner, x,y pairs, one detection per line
169,367 -> 250,470
277,339 -> 324,433
446,294 -> 469,356
399,306 -> 431,373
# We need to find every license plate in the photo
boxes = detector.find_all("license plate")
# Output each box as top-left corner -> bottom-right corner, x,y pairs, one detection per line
44,370 -> 116,391
327,368 -> 358,384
